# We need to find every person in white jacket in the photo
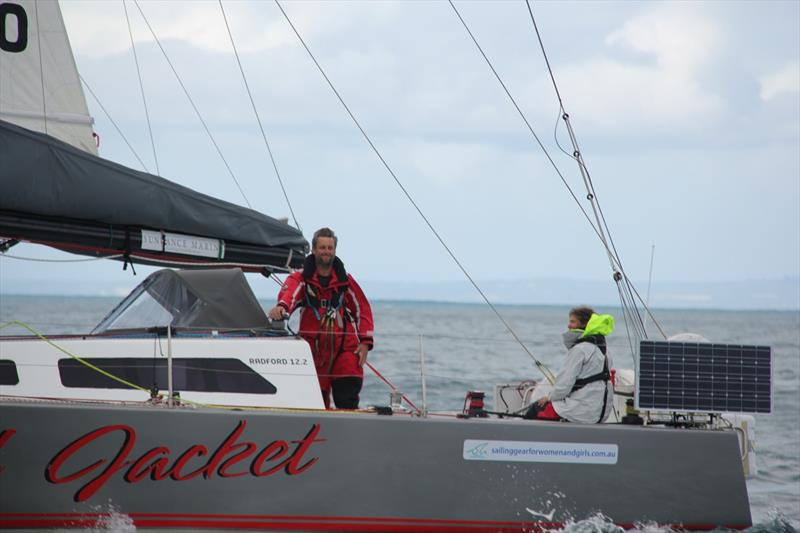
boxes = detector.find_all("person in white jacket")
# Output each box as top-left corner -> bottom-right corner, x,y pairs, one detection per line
526,307 -> 615,423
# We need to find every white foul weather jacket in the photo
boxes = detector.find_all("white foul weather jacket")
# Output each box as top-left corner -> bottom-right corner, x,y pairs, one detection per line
550,339 -> 614,424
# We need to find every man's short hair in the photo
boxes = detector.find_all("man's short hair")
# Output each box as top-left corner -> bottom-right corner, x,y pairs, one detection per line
569,306 -> 595,329
312,227 -> 338,249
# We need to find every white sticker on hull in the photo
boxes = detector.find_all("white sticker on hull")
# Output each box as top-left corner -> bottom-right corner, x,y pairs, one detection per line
463,440 -> 618,464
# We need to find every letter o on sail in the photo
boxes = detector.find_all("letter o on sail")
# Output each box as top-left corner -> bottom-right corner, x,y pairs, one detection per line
0,3 -> 28,53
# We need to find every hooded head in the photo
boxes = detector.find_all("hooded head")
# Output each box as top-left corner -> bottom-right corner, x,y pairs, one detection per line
562,312 -> 615,349
568,306 -> 594,330
582,313 -> 615,337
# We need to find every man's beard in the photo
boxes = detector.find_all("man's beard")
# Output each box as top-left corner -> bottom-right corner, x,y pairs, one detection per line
316,255 -> 333,268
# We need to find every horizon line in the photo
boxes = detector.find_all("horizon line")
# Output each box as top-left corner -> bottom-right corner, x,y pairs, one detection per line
1,292 -> 797,313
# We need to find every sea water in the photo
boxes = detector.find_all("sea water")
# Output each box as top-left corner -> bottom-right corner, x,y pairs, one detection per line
1,295 -> 798,531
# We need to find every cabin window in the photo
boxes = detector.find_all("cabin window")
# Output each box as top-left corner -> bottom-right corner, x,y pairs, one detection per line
0,360 -> 19,385
96,288 -> 178,332
57,358 -> 276,394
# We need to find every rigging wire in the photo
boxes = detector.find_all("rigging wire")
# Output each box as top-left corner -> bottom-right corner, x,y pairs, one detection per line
643,244 -> 656,335
449,0 -> 665,340
218,0 -> 302,231
274,0 -> 556,384
449,0 -> 658,340
524,1 -> 664,339
449,1 -> 630,319
548,66 -> 650,340
552,107 -> 574,161
551,106 -> 664,337
122,0 -> 160,175
551,103 -> 651,337
131,0 -> 253,208
447,1 -> 604,244
79,74 -> 150,172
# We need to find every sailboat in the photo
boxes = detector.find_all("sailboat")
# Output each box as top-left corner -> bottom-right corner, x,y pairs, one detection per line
0,1 -> 766,530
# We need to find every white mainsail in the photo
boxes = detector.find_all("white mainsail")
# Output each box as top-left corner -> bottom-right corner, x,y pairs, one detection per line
0,0 -> 97,154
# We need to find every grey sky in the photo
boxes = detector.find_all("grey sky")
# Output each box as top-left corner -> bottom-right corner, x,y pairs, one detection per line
1,0 -> 798,303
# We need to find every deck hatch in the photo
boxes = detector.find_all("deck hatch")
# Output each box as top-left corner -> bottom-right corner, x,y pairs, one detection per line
0,359 -> 19,385
57,357 -> 277,394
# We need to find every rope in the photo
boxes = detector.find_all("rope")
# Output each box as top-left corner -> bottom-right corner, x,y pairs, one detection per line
218,0 -> 301,231
122,0 -> 160,175
0,248 -> 291,271
126,253 -> 291,271
0,321 -> 148,392
0,253 -> 123,263
79,75 -> 150,172
0,321 -> 399,416
131,0 -> 252,209
161,392 -> 385,415
365,361 -> 421,413
274,0 -> 556,385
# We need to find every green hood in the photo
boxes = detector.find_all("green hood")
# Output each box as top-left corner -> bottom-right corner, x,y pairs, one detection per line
582,313 -> 614,337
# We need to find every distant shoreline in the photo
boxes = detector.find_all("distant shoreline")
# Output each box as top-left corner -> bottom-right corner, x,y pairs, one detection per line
1,293 -> 797,313
5,274 -> 798,311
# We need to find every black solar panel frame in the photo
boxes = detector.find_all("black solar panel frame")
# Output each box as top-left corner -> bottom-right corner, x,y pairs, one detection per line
635,340 -> 772,414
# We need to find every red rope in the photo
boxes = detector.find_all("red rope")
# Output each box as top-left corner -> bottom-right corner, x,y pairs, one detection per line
365,361 -> 421,413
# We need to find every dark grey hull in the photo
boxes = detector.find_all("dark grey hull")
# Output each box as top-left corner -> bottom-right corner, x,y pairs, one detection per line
0,400 -> 751,531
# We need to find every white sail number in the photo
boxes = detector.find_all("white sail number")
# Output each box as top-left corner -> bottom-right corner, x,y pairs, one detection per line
0,2 -> 27,53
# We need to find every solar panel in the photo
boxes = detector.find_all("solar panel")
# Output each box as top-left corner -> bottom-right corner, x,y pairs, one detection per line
636,340 -> 771,414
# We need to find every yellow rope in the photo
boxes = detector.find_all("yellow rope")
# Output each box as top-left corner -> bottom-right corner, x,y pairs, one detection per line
1,320 -> 150,393
0,320 -> 378,415
189,400 -> 375,415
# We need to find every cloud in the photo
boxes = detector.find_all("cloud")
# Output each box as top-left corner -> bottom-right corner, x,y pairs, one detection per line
538,4 -> 725,131
60,1 -> 401,59
760,61 -> 800,101
605,4 -> 720,73
60,2 -> 296,58
59,2 -> 132,58
547,59 -> 724,129
41,1 -> 798,289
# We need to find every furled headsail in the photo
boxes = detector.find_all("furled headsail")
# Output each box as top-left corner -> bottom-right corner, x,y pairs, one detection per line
0,119 -> 309,271
0,0 -> 97,155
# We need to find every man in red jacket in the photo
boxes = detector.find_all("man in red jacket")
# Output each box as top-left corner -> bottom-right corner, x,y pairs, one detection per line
268,227 -> 374,409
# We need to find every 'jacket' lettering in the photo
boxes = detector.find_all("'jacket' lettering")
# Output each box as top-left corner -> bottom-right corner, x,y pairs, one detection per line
44,421 -> 324,502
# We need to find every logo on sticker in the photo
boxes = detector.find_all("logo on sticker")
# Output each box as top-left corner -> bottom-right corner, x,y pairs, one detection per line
464,441 -> 489,459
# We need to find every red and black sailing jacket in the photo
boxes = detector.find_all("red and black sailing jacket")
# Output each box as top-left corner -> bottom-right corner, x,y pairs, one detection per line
276,255 -> 374,365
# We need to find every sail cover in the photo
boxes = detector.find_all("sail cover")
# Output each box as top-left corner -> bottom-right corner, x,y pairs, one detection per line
0,119 -> 308,271
0,0 -> 98,155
